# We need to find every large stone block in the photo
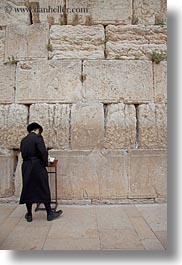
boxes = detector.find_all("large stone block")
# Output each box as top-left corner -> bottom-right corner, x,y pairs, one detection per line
83,60 -> 153,103
0,28 -> 5,64
0,150 -> 15,197
133,0 -> 167,25
28,0 -> 65,24
0,64 -> 16,103
49,25 -> 105,59
71,102 -> 104,149
0,104 -> 28,149
138,103 -> 167,149
14,152 -> 22,197
29,103 -> 70,149
49,149 -> 128,199
105,104 -> 136,148
0,0 -> 30,26
5,23 -> 49,61
129,150 -> 167,198
106,25 -> 167,60
66,0 -> 132,25
154,61 -> 167,103
16,60 -> 82,103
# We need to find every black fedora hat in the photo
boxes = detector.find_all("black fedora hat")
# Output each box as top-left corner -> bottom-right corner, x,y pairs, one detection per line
27,122 -> 43,133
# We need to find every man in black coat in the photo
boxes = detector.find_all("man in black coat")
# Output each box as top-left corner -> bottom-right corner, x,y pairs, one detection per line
20,122 -> 63,222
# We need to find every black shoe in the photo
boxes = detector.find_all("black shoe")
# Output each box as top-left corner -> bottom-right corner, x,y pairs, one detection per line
25,213 -> 33,222
47,210 -> 63,221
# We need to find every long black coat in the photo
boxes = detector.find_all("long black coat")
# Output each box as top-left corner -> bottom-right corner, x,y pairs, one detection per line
19,132 -> 51,204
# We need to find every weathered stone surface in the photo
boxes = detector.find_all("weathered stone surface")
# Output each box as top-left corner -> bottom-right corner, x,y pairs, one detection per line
0,64 -> 15,103
49,25 -> 105,59
83,60 -> 153,103
66,0 -> 132,25
0,28 -> 5,64
71,102 -> 104,149
28,0 -> 65,24
138,103 -> 167,148
129,150 -> 167,198
49,149 -> 128,199
154,61 -> 167,103
0,104 -> 28,149
29,103 -> 70,149
16,60 -> 82,103
14,152 -> 22,197
0,0 -> 30,26
0,151 -> 14,197
106,25 -> 167,60
133,0 -> 167,25
5,23 -> 49,61
105,104 -> 136,148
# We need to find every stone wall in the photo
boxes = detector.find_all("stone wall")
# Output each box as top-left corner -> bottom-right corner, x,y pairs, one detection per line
0,0 -> 167,203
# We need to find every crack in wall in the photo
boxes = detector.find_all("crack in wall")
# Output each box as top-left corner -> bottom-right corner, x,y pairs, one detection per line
27,2 -> 40,24
152,62 -> 155,102
68,103 -> 72,149
134,104 -> 139,149
104,25 -> 107,59
103,104 -> 108,144
25,104 -> 31,125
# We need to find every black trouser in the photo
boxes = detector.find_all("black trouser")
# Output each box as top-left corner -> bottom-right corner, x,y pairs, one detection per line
26,202 -> 52,216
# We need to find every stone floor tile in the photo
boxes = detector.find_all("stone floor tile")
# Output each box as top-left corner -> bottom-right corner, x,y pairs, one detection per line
154,231 -> 167,249
123,205 -> 142,217
99,228 -> 144,250
129,216 -> 157,240
136,204 -> 167,231
0,236 -> 46,250
141,238 -> 165,250
0,204 -> 17,224
0,217 -> 21,245
43,237 -> 101,250
8,204 -> 26,218
0,220 -> 50,250
0,203 -> 167,250
96,205 -> 133,230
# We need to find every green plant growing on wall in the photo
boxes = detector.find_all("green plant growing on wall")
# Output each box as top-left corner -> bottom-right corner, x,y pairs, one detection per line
4,55 -> 18,65
115,55 -> 120,60
132,16 -> 138,25
134,55 -> 140,60
60,19 -> 66,25
155,16 -> 165,26
46,43 -> 53,52
102,37 -> 109,44
150,50 -> 166,64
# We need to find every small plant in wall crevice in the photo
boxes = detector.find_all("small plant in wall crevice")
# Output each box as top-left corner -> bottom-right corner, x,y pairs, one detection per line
4,55 -> 18,65
46,43 -> 53,52
150,50 -> 166,64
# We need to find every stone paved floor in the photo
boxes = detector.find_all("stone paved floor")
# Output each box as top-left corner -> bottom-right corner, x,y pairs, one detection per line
0,203 -> 167,250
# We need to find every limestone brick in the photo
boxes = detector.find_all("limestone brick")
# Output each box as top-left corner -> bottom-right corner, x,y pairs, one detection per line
0,104 -> 28,149
129,149 -> 167,198
66,0 -> 132,25
16,60 -> 82,103
71,102 -> 104,149
0,151 -> 14,197
49,25 -> 105,59
106,25 -> 167,60
154,61 -> 167,103
138,103 -> 167,149
5,23 -> 49,61
49,149 -> 128,199
133,0 -> 167,25
105,103 -> 136,148
83,60 -> 153,103
0,64 -> 15,103
29,103 -> 69,149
